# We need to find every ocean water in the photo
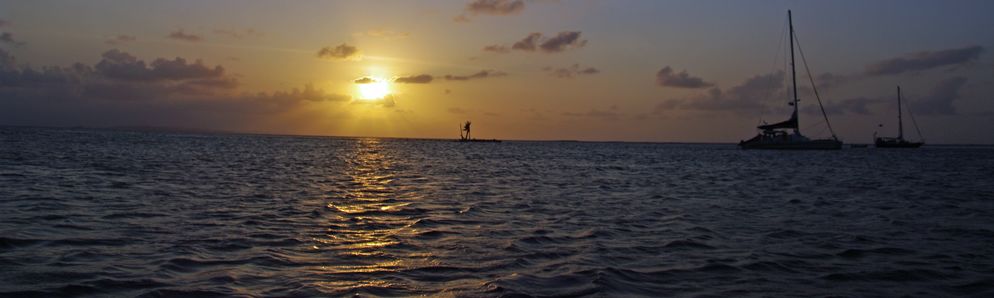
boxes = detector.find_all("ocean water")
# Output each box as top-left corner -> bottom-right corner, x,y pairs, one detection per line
1,127 -> 993,297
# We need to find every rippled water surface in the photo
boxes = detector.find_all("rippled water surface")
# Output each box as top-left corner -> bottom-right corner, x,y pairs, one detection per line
2,127 -> 994,297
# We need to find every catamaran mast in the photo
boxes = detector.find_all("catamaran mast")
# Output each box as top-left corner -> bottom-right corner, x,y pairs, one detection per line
789,10 -> 799,135
897,86 -> 904,140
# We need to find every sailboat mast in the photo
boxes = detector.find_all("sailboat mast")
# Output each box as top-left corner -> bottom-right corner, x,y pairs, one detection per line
788,10 -> 799,134
897,86 -> 904,140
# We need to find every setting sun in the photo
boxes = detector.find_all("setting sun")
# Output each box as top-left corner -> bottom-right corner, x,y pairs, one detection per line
357,79 -> 390,100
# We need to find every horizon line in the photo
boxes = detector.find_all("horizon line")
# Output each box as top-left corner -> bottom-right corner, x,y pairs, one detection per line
2,124 -> 991,147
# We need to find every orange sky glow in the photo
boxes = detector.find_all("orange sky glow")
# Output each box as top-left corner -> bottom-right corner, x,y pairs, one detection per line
1,0 -> 993,143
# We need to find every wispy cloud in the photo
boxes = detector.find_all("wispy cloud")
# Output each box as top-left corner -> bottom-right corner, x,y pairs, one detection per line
167,29 -> 204,42
317,44 -> 362,61
105,35 -> 137,45
802,96 -> 884,116
213,28 -> 263,39
657,71 -> 785,113
351,95 -> 396,108
865,45 -> 984,76
394,74 -> 433,84
562,107 -> 623,121
544,64 -> 600,78
443,70 -> 507,81
353,29 -> 409,39
260,83 -> 350,103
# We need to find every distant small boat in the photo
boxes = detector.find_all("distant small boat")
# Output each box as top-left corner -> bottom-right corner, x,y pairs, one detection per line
875,86 -> 924,148
457,121 -> 501,143
456,138 -> 501,143
851,144 -> 869,148
739,10 -> 842,150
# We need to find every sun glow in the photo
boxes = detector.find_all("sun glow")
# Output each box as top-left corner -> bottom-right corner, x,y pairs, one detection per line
357,78 -> 390,100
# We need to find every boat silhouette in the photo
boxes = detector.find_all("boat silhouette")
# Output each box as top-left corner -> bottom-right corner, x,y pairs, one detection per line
739,10 -> 842,150
874,86 -> 924,148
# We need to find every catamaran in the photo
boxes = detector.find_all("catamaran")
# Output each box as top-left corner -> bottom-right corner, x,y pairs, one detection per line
739,10 -> 842,150
875,86 -> 924,148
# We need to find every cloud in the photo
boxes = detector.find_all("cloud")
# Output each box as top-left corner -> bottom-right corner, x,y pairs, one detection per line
544,64 -> 599,78
351,94 -> 396,108
1,49 -> 239,102
317,44 -> 361,61
865,45 -> 984,76
487,31 -> 587,54
1,32 -> 23,46
105,35 -> 137,45
914,76 -> 968,115
167,30 -> 204,42
1,49 -> 355,130
0,49 -> 88,89
443,70 -> 507,81
213,28 -> 263,39
353,29 -> 409,39
0,20 -> 10,28
256,83 -> 350,103
353,77 -> 376,84
0,48 -> 13,68
94,49 -> 227,82
814,72 -> 855,89
482,45 -> 510,53
448,106 -> 498,116
394,74 -> 433,84
456,0 -> 525,22
466,0 -> 525,15
657,71 -> 785,112
802,96 -> 883,116
512,33 -> 542,51
540,31 -> 587,53
562,106 -> 622,121
655,66 -> 713,88
375,71 -> 501,83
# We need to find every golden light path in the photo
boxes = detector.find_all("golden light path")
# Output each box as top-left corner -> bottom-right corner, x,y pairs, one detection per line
313,138 -> 440,294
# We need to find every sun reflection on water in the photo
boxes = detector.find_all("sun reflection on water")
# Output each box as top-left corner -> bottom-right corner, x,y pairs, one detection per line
313,138 -> 433,294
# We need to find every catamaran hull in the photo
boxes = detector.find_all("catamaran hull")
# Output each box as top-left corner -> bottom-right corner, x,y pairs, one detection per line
739,139 -> 842,150
874,140 -> 923,148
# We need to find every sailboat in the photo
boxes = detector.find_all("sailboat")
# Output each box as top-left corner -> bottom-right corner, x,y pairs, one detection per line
875,86 -> 924,148
739,10 -> 842,150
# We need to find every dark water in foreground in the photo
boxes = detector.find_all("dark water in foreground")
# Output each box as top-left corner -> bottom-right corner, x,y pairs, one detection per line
2,127 -> 993,297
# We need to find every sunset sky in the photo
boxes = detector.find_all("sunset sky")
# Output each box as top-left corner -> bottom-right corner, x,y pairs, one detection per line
2,0 -> 992,143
